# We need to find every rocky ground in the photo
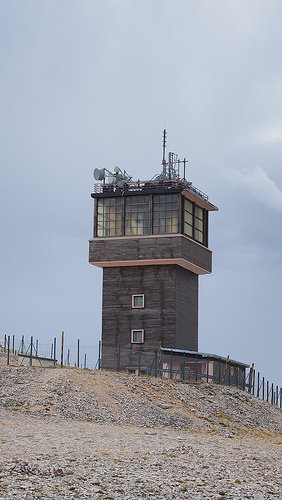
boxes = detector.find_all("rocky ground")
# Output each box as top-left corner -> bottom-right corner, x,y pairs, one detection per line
0,360 -> 281,499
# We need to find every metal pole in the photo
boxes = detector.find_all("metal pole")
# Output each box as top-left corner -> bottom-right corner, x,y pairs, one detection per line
154,348 -> 157,378
4,334 -> 7,351
53,337 -> 56,366
118,343 -> 120,372
280,388 -> 282,409
262,377 -> 265,400
257,372 -> 260,398
98,340 -> 101,370
252,369 -> 255,395
7,335 -> 10,365
21,335 -> 24,354
67,349 -> 70,366
77,339 -> 80,368
271,383 -> 274,405
61,331 -> 64,367
138,346 -> 142,376
36,339 -> 38,357
84,353 -> 87,369
12,335 -> 15,354
267,381 -> 269,402
30,336 -> 33,366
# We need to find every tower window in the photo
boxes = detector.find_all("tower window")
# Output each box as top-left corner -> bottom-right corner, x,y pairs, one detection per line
125,196 -> 150,236
97,198 -> 122,237
131,330 -> 144,343
132,294 -> 145,308
153,194 -> 178,234
184,198 -> 207,246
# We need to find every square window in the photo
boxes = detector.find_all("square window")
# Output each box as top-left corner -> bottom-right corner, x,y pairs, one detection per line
132,294 -> 145,308
131,330 -> 144,343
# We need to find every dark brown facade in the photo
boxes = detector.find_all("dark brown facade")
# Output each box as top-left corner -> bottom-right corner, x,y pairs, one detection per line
89,178 -> 218,371
101,265 -> 198,370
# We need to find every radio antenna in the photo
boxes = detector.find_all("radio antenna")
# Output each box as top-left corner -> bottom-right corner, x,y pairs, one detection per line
162,128 -> 167,175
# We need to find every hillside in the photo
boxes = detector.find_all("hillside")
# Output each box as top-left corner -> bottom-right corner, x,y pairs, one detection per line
0,365 -> 281,499
0,366 -> 281,436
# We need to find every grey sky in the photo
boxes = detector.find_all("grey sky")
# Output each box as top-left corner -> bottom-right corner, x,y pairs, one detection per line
0,1 -> 281,383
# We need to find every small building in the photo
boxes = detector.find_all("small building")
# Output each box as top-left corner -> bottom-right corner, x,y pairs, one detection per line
89,131 -> 218,371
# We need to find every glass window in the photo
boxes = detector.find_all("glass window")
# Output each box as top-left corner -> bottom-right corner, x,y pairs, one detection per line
195,206 -> 204,243
184,198 -> 193,238
132,294 -> 145,308
131,330 -> 144,343
97,198 -> 122,237
184,198 -> 206,245
125,196 -> 150,236
153,194 -> 178,234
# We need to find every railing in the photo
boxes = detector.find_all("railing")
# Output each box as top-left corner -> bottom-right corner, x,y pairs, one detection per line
92,178 -> 210,203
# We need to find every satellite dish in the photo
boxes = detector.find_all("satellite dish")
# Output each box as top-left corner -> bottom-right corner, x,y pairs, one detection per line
114,166 -> 120,173
94,168 -> 105,181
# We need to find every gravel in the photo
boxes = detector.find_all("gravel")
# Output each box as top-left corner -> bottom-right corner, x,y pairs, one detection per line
0,363 -> 281,499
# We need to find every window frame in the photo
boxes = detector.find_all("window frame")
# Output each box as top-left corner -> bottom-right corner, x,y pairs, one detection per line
132,294 -> 145,309
131,329 -> 145,344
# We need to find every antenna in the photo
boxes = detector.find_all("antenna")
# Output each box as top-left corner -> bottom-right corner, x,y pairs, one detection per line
162,129 -> 167,175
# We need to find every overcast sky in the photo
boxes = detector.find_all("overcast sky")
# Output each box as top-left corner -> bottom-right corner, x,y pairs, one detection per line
0,1 -> 281,384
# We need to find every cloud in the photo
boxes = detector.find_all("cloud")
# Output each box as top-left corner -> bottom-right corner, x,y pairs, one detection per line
229,166 -> 282,213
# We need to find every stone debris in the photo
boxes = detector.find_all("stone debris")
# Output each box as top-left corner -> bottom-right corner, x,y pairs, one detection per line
0,365 -> 281,499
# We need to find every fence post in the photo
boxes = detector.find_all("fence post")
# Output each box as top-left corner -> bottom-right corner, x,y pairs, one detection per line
67,349 -> 70,366
154,349 -> 157,378
257,372 -> 260,398
61,331 -> 64,367
7,336 -> 10,365
84,353 -> 87,369
252,369 -> 255,395
98,340 -> 101,370
182,352 -> 185,381
4,334 -> 7,351
53,338 -> 56,367
20,335 -> 24,354
262,377 -> 265,400
267,381 -> 269,402
12,335 -> 15,354
280,388 -> 282,409
228,360 -> 231,386
30,336 -> 33,366
271,383 -> 274,405
170,350 -> 173,379
77,339 -> 80,368
138,346 -> 142,376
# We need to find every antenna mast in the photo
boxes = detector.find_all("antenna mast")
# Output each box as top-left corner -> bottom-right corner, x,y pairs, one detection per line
162,129 -> 167,176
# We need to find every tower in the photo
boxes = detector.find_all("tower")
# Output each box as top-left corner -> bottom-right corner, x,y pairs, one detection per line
89,131 -> 218,371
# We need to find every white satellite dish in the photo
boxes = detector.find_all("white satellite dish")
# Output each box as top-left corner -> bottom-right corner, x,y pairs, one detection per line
94,168 -> 105,181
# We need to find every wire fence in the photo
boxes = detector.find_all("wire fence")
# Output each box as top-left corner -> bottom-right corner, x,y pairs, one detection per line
1,335 -> 281,409
0,334 -> 100,370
